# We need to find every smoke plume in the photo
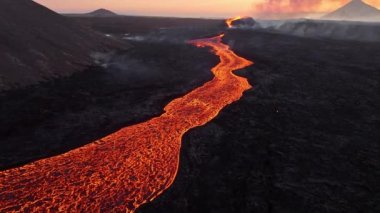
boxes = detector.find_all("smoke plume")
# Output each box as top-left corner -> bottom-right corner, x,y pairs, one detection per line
252,0 -> 349,19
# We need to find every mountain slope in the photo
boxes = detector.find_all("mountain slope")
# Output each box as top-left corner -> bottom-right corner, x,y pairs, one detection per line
323,0 -> 380,21
0,0 -> 121,91
87,9 -> 118,17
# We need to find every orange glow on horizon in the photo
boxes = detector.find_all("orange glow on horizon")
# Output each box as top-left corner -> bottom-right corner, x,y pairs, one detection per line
33,0 -> 380,18
252,0 -> 380,18
34,0 -> 253,18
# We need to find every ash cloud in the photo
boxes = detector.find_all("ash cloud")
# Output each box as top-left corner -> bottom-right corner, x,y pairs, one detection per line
252,0 -> 348,19
240,19 -> 380,43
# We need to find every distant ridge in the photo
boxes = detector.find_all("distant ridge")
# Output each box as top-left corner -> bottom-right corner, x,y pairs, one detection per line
323,0 -> 380,22
64,9 -> 119,18
86,9 -> 118,17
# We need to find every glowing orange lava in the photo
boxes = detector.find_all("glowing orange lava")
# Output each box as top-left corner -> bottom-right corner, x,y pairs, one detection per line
0,34 -> 253,212
226,16 -> 243,28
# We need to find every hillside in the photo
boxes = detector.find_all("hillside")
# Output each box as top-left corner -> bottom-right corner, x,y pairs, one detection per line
323,0 -> 380,22
65,9 -> 119,17
87,9 -> 118,17
0,0 -> 121,91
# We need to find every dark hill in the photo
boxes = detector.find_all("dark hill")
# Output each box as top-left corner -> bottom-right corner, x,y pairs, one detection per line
0,0 -> 121,91
323,0 -> 380,22
87,9 -> 118,17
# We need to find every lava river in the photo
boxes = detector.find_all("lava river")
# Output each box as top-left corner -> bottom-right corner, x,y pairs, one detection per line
0,34 -> 253,212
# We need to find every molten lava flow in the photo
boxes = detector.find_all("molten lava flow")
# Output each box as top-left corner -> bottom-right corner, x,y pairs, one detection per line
0,34 -> 253,212
226,16 -> 242,28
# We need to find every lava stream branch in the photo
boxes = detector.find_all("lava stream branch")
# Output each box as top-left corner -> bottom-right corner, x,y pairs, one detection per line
0,34 -> 253,212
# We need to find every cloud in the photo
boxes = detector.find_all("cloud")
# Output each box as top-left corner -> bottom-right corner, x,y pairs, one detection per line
252,0 -> 349,19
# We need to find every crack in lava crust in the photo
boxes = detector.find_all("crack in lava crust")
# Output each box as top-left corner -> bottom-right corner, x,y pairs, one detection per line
0,34 -> 253,212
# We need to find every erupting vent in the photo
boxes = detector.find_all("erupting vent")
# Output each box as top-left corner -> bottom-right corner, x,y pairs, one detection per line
226,16 -> 243,28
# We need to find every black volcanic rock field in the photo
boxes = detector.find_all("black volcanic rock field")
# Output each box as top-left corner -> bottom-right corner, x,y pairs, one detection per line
0,34 -> 218,169
0,9 -> 379,213
71,15 -> 224,34
139,30 -> 380,213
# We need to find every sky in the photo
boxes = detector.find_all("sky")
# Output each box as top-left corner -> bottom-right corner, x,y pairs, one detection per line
34,0 -> 380,18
